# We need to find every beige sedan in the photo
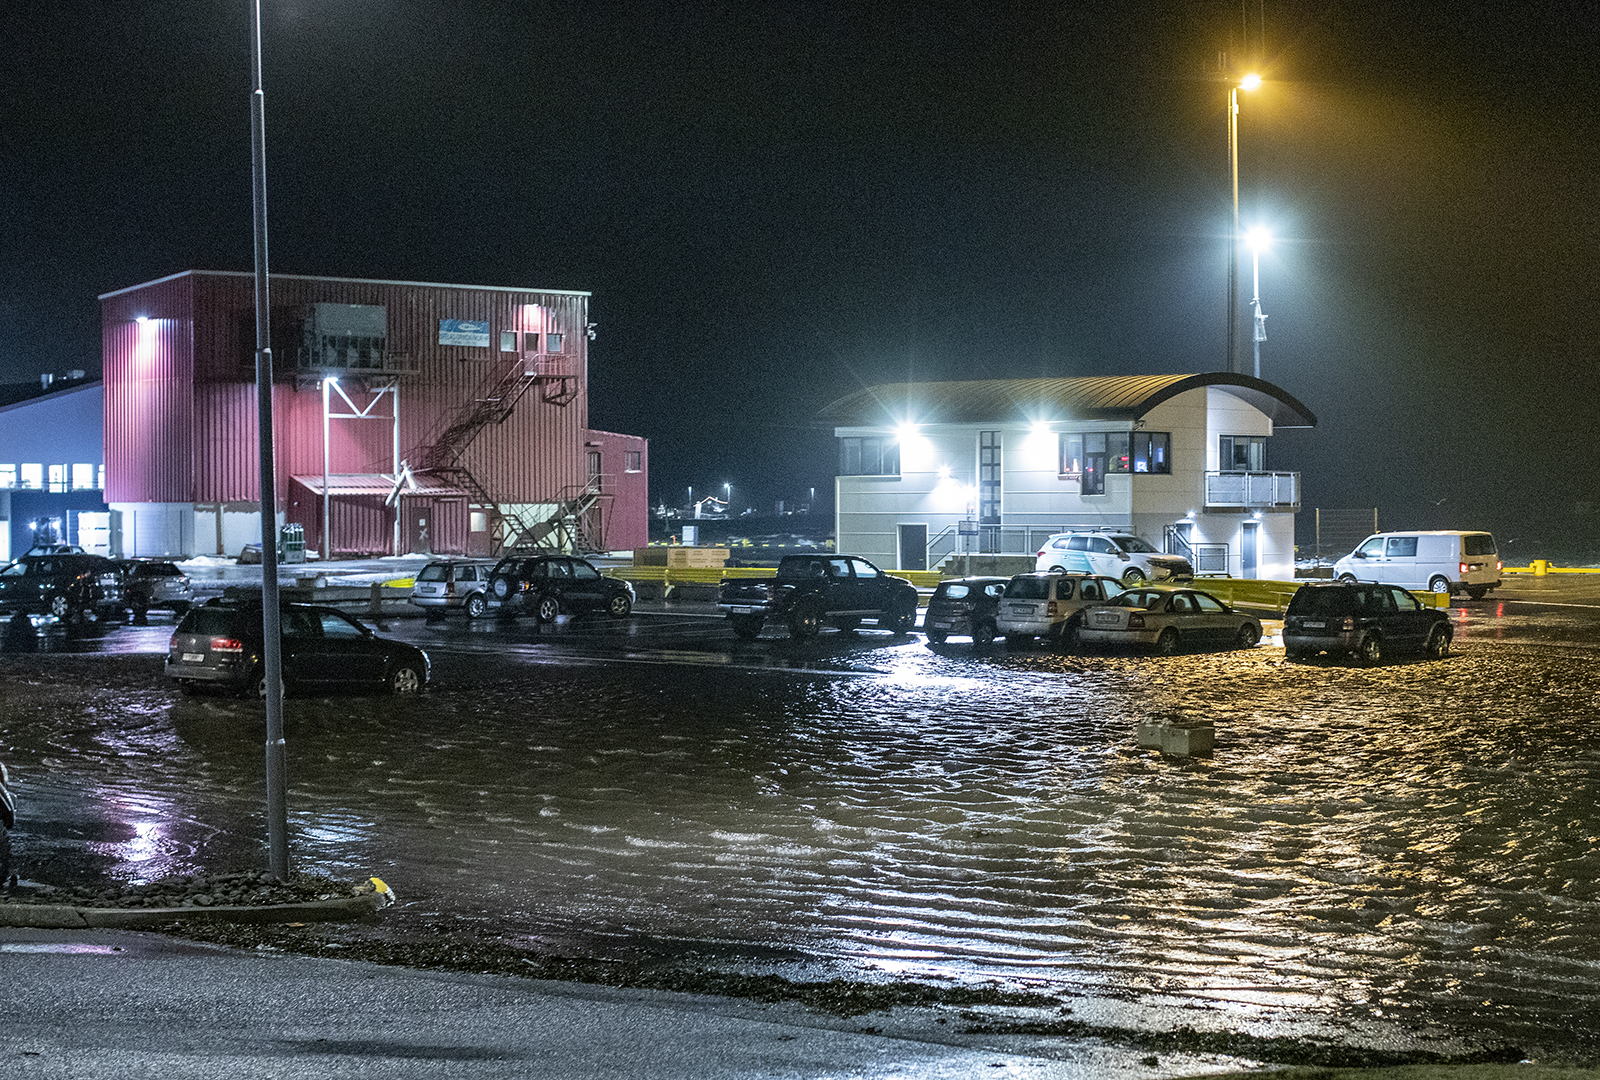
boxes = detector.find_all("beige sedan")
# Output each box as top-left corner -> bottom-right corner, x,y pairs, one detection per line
1077,587 -> 1262,655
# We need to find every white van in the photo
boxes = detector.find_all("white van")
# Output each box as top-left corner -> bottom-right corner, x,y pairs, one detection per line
1333,531 -> 1501,599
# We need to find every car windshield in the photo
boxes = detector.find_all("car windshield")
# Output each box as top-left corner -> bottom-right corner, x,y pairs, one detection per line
1004,577 -> 1051,600
417,564 -> 450,582
1111,536 -> 1158,554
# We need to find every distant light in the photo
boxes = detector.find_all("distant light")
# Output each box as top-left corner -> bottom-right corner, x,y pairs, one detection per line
1240,73 -> 1261,91
135,316 -> 149,325
1246,227 -> 1272,253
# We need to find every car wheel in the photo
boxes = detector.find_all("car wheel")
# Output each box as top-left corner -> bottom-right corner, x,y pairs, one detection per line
131,601 -> 149,623
48,593 -> 72,619
1358,634 -> 1384,665
1048,565 -> 1066,574
972,621 -> 997,649
1337,574 -> 1358,584
388,663 -> 424,695
788,602 -> 823,639
889,596 -> 918,634
926,629 -> 948,646
608,593 -> 633,618
1466,586 -> 1488,600
1428,576 -> 1451,594
1121,567 -> 1146,585
1424,625 -> 1451,660
1235,622 -> 1261,648
1154,627 -> 1180,655
250,669 -> 286,700
1056,616 -> 1083,650
464,593 -> 488,620
729,614 -> 764,639
535,595 -> 561,623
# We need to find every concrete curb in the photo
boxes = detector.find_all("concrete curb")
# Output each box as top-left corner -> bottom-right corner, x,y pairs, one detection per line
0,890 -> 389,929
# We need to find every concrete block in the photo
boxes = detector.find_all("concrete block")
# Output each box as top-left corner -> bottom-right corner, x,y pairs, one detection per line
1159,721 -> 1214,757
1136,721 -> 1166,750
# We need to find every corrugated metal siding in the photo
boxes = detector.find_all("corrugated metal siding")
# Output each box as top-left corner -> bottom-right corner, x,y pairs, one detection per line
105,271 -> 597,514
583,429 -> 649,551
102,277 -> 196,503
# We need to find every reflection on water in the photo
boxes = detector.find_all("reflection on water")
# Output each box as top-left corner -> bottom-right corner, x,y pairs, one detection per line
3,628 -> 1599,1044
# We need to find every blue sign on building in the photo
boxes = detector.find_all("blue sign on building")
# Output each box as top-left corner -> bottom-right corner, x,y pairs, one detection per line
438,319 -> 491,348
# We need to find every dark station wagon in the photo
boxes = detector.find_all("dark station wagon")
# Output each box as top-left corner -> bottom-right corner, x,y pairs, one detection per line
1283,581 -> 1452,664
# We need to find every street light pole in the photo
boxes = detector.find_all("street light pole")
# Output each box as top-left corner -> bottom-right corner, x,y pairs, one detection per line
1248,228 -> 1270,379
249,0 -> 290,881
1227,73 -> 1260,376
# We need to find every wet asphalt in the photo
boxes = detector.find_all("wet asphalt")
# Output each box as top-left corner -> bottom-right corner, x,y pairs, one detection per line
1,572 -> 1599,1069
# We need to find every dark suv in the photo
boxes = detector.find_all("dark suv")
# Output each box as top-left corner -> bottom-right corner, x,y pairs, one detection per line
116,559 -> 195,621
166,598 -> 430,696
1283,581 -> 1451,664
486,555 -> 635,622
0,552 -> 125,623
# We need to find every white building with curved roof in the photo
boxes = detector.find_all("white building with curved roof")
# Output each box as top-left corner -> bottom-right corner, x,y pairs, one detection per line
820,373 -> 1316,581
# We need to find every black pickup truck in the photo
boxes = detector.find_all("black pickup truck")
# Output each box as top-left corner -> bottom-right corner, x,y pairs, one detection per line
717,554 -> 920,639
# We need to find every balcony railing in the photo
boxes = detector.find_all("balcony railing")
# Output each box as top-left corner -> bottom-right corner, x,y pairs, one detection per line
1205,471 -> 1300,511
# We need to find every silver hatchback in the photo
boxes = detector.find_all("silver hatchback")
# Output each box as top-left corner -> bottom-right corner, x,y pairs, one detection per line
995,573 -> 1125,646
409,560 -> 499,619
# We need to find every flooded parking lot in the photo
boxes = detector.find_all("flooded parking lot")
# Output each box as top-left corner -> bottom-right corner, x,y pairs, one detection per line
2,587 -> 1598,1055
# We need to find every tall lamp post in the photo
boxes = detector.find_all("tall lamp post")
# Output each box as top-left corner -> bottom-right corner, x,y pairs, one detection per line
249,0 -> 290,881
1228,72 -> 1261,376
1247,228 -> 1271,379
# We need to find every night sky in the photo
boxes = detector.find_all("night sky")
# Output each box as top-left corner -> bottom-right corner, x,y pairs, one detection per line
4,2 -> 1597,558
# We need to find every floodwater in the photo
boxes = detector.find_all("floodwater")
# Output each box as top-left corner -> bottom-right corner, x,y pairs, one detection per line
3,593 -> 1599,1052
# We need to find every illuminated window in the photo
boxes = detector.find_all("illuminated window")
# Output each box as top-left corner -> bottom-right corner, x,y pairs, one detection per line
73,463 -> 95,490
625,450 -> 641,473
838,436 -> 900,477
500,331 -> 517,352
48,464 -> 68,492
1131,432 -> 1170,474
20,464 -> 42,489
546,333 -> 564,353
0,465 -> 14,489
470,511 -> 487,533
98,465 -> 106,489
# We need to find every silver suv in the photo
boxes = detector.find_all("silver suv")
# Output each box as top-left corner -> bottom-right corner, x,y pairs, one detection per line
1034,531 -> 1192,585
409,559 -> 499,619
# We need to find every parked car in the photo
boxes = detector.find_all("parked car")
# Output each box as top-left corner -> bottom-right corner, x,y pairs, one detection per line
116,559 -> 194,620
166,598 -> 430,697
0,552 -> 125,623
1333,530 -> 1501,599
485,554 -> 635,622
923,576 -> 1010,647
24,543 -> 85,556
1034,531 -> 1193,585
716,554 -> 919,640
995,573 -> 1125,646
1078,586 -> 1262,655
1283,581 -> 1451,664
409,559 -> 499,619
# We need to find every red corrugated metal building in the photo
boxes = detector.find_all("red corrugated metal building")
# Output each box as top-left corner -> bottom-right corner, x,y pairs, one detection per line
101,271 -> 648,558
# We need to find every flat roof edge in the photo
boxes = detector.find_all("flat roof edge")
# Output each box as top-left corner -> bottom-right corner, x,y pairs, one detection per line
101,270 -> 591,301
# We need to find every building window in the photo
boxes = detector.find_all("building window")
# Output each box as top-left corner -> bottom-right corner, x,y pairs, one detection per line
1080,434 -> 1106,495
587,450 -> 602,479
838,436 -> 900,477
1220,435 -> 1266,472
0,465 -> 14,489
978,431 -> 1001,523
546,332 -> 564,353
1131,432 -> 1170,474
98,464 -> 106,490
20,464 -> 43,490
72,463 -> 95,490
500,331 -> 517,352
470,511 -> 488,533
523,331 -> 540,352
48,464 -> 68,493
625,450 -> 641,473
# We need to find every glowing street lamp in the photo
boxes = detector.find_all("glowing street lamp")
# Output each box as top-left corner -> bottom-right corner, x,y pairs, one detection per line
1246,228 -> 1271,378
1228,73 -> 1261,376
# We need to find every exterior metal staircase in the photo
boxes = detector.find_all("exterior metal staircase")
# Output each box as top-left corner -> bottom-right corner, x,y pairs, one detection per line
410,351 -> 589,554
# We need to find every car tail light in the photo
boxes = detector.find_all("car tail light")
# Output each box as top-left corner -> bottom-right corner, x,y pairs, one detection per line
1036,550 -> 1046,558
1460,561 -> 1469,575
1127,613 -> 1144,628
210,637 -> 245,654
1047,600 -> 1058,616
1496,560 -> 1502,571
1341,617 -> 1356,631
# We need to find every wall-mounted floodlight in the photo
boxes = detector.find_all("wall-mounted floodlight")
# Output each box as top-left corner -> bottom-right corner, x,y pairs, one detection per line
894,422 -> 919,443
1239,73 -> 1261,91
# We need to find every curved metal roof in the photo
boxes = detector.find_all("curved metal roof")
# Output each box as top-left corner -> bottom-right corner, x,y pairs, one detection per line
819,373 -> 1316,429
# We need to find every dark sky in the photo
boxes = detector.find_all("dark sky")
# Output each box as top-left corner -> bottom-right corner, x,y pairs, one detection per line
4,2 -> 1598,556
